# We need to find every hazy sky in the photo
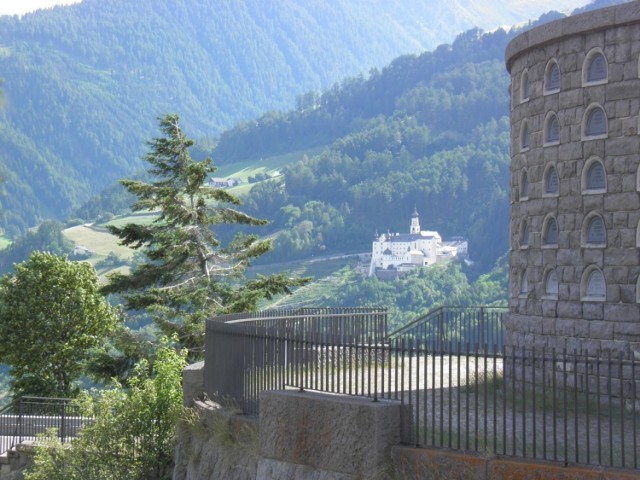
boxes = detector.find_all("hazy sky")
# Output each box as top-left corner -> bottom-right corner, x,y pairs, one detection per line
0,0 -> 82,17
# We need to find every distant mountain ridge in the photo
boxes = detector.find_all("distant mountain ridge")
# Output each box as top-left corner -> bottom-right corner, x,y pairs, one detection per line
0,0 -> 611,234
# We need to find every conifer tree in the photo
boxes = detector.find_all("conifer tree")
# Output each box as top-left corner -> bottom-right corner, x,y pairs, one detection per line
103,114 -> 306,357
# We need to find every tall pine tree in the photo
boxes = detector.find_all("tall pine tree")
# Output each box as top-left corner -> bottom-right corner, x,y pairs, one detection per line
103,114 -> 306,357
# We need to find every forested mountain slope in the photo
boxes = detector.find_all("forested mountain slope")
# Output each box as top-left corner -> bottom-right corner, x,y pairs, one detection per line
0,0 -> 588,235
217,0 -> 629,273
231,28 -> 514,273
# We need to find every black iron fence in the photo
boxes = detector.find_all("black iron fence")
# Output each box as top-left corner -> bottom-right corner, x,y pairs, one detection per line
204,307 -> 639,470
388,306 -> 506,353
0,396 -> 88,455
205,307 -> 387,413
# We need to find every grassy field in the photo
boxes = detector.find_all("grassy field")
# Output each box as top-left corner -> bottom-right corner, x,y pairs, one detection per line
64,224 -> 135,262
60,146 -> 330,280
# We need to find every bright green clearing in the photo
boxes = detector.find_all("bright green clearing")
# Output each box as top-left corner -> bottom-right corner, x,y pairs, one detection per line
0,236 -> 11,250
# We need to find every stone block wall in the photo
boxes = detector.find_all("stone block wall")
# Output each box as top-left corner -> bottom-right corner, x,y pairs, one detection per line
505,1 -> 640,359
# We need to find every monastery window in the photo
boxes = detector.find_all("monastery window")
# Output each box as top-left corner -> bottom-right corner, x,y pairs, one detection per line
520,69 -> 530,102
636,276 -> 640,303
583,49 -> 608,85
544,113 -> 560,145
581,266 -> 606,301
544,60 -> 560,94
520,169 -> 529,200
543,165 -> 559,196
582,213 -> 606,247
583,105 -> 607,138
544,269 -> 558,298
636,218 -> 640,247
582,158 -> 606,193
542,216 -> 558,247
520,121 -> 530,151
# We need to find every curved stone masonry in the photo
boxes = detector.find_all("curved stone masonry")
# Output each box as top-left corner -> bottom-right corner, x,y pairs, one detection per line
505,1 -> 640,357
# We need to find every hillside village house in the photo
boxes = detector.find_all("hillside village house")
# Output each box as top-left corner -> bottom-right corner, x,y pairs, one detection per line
368,208 -> 466,278
209,177 -> 242,188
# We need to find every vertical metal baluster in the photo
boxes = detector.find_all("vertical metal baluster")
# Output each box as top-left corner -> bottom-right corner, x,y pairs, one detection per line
483,344 -> 487,453
393,338 -> 401,400
618,353 -> 624,468
368,336 -> 373,398
512,347 -> 517,457
573,349 -> 578,465
423,339 -> 428,447
466,342 -> 470,451
552,347 -> 557,462
522,346 -> 526,459
449,342 -> 453,449
597,349 -> 602,466
493,343 -> 497,455
457,341 -> 462,451
542,349 -> 547,460
563,348 -> 568,466
408,338 -> 414,445
608,350 -> 613,467
585,350 -> 590,465
432,343 -> 436,446
632,354 -> 637,469
440,345 -> 445,447
414,341 -> 420,446
532,347 -> 537,459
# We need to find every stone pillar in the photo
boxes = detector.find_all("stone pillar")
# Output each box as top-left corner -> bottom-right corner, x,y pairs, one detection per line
259,390 -> 409,479
182,361 -> 204,407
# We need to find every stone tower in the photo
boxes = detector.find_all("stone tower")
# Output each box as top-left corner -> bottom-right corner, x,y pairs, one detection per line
505,1 -> 640,358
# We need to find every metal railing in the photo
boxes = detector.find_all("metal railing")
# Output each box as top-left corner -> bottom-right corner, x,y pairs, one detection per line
211,307 -> 387,344
0,396 -> 88,455
204,307 -> 639,471
205,307 -> 387,413
388,306 -> 507,353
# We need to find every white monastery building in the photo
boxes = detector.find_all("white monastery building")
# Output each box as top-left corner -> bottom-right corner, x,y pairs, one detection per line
368,209 -> 466,278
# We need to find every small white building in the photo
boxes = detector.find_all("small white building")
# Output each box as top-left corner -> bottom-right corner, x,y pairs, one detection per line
368,208 -> 444,277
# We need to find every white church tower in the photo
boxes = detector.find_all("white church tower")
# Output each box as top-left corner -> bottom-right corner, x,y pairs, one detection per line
410,207 -> 420,235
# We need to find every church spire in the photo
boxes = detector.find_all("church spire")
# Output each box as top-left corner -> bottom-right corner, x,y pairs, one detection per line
410,207 -> 420,234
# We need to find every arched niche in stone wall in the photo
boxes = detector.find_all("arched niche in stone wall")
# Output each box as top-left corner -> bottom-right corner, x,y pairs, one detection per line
582,157 -> 606,193
544,111 -> 560,146
581,265 -> 606,301
582,104 -> 608,139
582,48 -> 608,85
519,218 -> 529,248
520,168 -> 529,200
520,120 -> 530,152
520,68 -> 530,103
544,268 -> 559,298
542,215 -> 559,247
544,59 -> 561,94
519,269 -> 529,297
543,164 -> 560,196
582,212 -> 606,247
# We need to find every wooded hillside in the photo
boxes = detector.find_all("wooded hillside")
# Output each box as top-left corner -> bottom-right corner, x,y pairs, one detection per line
0,0 -> 590,235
